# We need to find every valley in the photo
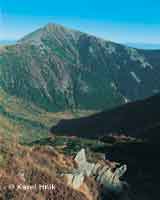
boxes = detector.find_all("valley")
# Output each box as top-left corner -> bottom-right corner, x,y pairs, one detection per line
0,23 -> 160,200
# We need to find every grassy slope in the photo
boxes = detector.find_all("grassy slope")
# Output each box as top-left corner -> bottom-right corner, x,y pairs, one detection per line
0,136 -> 95,200
0,87 -> 95,143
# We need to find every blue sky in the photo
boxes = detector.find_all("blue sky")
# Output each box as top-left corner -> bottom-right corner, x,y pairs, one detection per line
1,0 -> 160,44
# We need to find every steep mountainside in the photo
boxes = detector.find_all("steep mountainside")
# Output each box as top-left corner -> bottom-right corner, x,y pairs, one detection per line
52,94 -> 160,141
0,23 -> 160,111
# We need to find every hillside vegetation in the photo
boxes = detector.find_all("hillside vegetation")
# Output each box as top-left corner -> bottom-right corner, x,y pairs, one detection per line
1,24 -> 160,112
0,87 -> 94,143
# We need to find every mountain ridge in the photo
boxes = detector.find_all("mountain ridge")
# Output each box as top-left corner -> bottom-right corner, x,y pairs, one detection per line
1,23 -> 160,111
51,93 -> 160,141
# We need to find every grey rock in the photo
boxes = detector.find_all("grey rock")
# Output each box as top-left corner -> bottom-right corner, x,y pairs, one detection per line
75,148 -> 95,176
65,172 -> 84,189
64,149 -> 127,195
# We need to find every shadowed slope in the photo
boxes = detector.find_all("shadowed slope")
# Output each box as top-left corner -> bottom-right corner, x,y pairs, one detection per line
51,94 -> 160,141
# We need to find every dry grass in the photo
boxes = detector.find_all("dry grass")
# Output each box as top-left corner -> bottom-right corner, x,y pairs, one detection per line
0,136 -> 89,200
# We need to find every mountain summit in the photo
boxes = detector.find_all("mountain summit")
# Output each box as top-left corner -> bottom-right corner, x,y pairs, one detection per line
0,23 -> 160,111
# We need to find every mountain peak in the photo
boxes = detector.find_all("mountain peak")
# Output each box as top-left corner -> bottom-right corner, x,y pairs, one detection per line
1,23 -> 160,112
19,23 -> 83,45
43,22 -> 68,32
44,22 -> 70,30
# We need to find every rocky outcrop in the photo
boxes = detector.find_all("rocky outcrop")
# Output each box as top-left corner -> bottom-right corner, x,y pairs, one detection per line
65,172 -> 85,189
64,149 -> 127,195
75,149 -> 95,177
